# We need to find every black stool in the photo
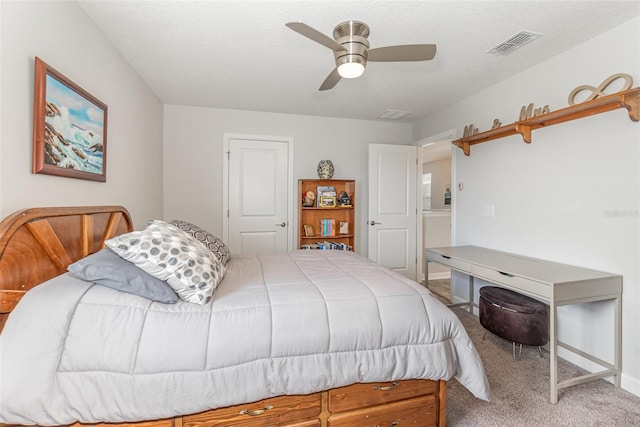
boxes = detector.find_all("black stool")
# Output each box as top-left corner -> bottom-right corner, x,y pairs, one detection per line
479,286 -> 549,360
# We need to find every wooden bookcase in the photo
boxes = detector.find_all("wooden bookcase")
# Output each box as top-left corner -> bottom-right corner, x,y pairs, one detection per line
298,179 -> 355,251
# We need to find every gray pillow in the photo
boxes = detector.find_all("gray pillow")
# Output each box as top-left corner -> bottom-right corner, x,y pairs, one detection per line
68,248 -> 179,304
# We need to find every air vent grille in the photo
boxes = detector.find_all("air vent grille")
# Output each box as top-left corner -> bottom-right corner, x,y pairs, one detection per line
378,109 -> 411,120
487,31 -> 541,56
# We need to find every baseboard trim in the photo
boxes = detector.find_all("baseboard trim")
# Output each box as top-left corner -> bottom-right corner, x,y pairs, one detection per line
621,372 -> 640,397
427,272 -> 451,280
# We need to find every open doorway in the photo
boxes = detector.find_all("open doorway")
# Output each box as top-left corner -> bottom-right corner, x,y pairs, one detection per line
419,131 -> 454,301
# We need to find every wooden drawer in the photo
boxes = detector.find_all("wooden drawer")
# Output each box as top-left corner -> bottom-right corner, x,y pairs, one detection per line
471,264 -> 550,299
328,395 -> 437,427
425,251 -> 470,273
283,420 -> 321,427
328,379 -> 438,413
182,393 -> 321,427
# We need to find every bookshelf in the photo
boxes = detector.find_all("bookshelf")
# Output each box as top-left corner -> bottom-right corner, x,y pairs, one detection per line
298,179 -> 355,251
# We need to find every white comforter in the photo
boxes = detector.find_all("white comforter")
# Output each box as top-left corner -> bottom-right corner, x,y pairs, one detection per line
0,250 -> 489,425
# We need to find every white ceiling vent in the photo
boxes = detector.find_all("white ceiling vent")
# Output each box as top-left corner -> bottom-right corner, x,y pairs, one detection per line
487,31 -> 542,56
378,109 -> 411,120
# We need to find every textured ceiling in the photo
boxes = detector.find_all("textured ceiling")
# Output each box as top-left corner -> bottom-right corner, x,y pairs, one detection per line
78,0 -> 640,123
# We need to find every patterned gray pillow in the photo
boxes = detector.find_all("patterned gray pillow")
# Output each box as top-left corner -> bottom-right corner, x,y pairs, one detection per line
168,220 -> 230,265
105,220 -> 225,305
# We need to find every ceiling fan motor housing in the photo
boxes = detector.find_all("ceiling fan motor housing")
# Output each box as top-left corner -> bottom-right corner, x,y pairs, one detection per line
333,20 -> 370,77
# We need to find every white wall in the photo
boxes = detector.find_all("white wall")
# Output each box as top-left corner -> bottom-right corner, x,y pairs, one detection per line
414,17 -> 640,394
163,105 -> 413,254
0,0 -> 164,229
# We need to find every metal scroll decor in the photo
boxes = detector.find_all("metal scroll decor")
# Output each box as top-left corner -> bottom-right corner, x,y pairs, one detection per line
568,73 -> 633,105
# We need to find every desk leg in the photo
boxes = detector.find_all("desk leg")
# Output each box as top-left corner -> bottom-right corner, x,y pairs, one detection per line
424,260 -> 429,288
467,275 -> 474,313
550,301 -> 558,404
614,295 -> 622,387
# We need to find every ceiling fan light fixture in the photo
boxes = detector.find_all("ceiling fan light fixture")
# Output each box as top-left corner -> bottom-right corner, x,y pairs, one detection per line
337,61 -> 365,79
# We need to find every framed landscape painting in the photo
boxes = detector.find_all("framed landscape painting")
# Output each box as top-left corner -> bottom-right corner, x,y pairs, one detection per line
32,57 -> 108,182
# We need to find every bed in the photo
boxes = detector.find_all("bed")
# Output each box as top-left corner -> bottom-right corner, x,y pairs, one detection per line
0,206 -> 489,427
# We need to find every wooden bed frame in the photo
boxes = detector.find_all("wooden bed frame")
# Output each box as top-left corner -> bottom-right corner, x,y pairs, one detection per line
0,206 -> 446,427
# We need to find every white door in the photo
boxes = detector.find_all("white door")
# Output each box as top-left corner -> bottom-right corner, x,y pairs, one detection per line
224,134 -> 292,255
368,144 -> 418,280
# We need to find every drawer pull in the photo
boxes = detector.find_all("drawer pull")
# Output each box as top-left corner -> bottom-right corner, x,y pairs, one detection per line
440,255 -> 451,259
498,271 -> 514,278
374,421 -> 399,427
239,405 -> 273,416
372,381 -> 399,391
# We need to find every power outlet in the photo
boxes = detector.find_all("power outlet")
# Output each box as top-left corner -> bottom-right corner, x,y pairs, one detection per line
483,205 -> 495,217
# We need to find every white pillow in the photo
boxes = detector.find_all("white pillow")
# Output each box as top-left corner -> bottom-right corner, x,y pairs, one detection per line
105,220 -> 225,304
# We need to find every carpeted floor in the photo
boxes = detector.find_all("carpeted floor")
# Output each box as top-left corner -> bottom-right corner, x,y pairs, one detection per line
447,306 -> 640,426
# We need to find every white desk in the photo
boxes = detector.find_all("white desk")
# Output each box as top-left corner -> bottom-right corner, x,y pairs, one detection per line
424,245 -> 622,404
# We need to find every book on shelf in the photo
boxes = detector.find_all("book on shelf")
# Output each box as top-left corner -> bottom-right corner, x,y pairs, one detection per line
300,241 -> 353,251
320,218 -> 336,236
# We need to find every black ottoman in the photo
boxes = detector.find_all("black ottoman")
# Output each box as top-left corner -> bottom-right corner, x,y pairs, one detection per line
479,286 -> 549,360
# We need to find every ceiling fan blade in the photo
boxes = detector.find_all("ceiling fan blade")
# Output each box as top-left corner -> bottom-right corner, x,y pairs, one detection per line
319,69 -> 341,91
286,22 -> 347,52
368,44 -> 437,62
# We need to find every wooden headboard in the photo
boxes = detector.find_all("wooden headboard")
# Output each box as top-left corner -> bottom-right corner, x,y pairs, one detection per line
0,205 -> 133,330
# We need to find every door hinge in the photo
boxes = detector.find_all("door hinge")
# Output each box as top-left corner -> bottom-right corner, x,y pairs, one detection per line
227,209 -> 229,218
227,151 -> 230,159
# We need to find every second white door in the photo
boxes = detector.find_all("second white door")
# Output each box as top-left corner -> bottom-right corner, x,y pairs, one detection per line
368,143 -> 418,280
225,135 -> 291,255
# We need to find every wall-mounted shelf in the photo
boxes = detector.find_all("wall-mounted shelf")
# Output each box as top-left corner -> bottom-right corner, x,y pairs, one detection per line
453,87 -> 640,156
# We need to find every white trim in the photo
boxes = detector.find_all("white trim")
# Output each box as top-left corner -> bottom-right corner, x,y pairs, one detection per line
426,271 -> 451,281
222,133 -> 294,251
414,129 -> 457,283
416,145 -> 423,282
622,372 -> 640,397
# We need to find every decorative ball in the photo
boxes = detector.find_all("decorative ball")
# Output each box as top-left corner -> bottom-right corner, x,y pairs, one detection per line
317,160 -> 334,179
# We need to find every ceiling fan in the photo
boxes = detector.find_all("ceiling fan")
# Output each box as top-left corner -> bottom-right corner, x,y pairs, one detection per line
286,20 -> 437,91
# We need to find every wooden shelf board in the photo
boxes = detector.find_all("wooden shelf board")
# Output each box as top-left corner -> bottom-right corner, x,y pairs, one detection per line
301,235 -> 353,239
302,206 -> 353,210
452,87 -> 640,156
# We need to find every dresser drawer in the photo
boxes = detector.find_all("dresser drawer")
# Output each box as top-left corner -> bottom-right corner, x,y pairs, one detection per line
283,420 -> 321,427
328,379 -> 438,413
425,251 -> 470,273
182,393 -> 321,427
328,395 -> 437,427
471,264 -> 550,299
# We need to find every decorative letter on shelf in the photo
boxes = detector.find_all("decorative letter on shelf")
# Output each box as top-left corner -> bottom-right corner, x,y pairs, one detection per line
568,73 -> 633,105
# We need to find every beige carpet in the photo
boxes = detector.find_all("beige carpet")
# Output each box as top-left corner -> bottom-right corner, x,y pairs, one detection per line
448,306 -> 640,426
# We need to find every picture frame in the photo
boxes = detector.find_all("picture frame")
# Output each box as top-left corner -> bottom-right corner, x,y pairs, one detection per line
304,224 -> 315,237
319,196 -> 337,208
32,57 -> 108,182
339,221 -> 349,235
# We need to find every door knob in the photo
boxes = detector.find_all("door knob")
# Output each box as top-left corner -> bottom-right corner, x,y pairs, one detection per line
275,222 -> 287,227
369,220 -> 381,226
